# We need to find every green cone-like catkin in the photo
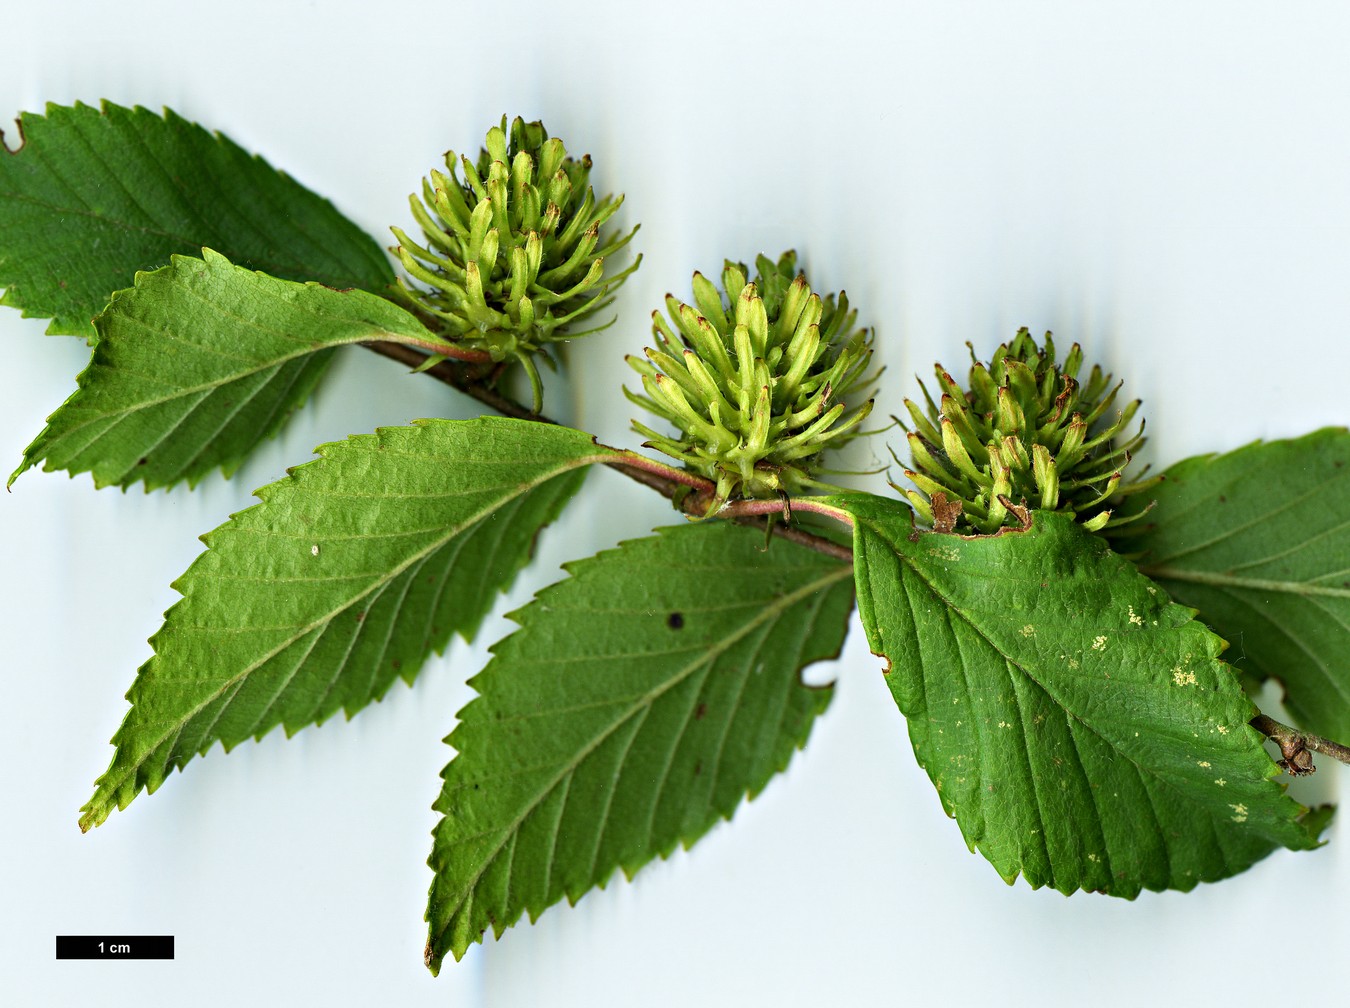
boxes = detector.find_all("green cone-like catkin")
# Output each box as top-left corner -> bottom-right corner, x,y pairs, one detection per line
391,116 -> 640,408
626,252 -> 877,512
897,328 -> 1156,534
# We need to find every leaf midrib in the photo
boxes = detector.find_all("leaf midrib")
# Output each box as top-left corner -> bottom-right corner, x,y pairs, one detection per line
865,518 -> 1260,843
84,450 -> 610,819
433,559 -> 852,935
1190,579 -> 1350,711
1142,565 -> 1350,600
50,307 -> 428,438
0,176 -> 375,285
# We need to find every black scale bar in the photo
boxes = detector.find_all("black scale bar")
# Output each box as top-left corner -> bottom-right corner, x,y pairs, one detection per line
56,936 -> 174,959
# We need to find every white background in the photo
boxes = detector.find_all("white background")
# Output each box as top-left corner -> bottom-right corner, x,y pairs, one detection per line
3,2 -> 1349,1005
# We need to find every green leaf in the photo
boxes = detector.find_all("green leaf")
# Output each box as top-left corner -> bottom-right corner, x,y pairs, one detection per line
12,250 -> 448,491
1120,428 -> 1350,740
79,418 -> 616,831
0,100 -> 393,337
838,492 -> 1321,898
425,523 -> 853,971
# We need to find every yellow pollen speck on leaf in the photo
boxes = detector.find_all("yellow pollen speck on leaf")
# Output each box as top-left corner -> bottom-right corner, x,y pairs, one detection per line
1021,624 -> 1035,637
1172,669 -> 1197,687
1215,779 -> 1227,786
1198,761 -> 1211,768
1128,606 -> 1143,626
1092,636 -> 1108,651
310,544 -> 320,557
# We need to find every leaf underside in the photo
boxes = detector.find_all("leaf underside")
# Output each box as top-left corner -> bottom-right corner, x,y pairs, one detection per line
0,100 -> 393,337
424,522 -> 854,972
79,418 -> 616,831
1119,428 -> 1350,740
839,493 -> 1321,898
13,250 -> 442,491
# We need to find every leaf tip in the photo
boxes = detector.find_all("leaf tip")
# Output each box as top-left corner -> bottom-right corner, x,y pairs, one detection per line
1298,803 -> 1336,845
76,801 -> 103,833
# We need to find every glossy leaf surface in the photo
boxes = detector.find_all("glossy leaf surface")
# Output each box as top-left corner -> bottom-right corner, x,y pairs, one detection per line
14,250 -> 445,490
0,100 -> 392,336
840,493 -> 1322,897
1121,429 -> 1350,739
425,523 -> 853,970
80,418 -> 615,830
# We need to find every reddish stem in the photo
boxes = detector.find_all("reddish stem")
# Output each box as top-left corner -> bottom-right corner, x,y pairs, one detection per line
362,340 -> 855,562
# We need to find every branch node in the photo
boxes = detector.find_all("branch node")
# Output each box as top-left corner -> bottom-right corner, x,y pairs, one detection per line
1251,712 -> 1350,776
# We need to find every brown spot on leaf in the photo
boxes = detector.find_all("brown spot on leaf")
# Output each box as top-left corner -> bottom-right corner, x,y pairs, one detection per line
998,495 -> 1032,530
931,491 -> 963,534
0,118 -> 29,155
695,703 -> 707,719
